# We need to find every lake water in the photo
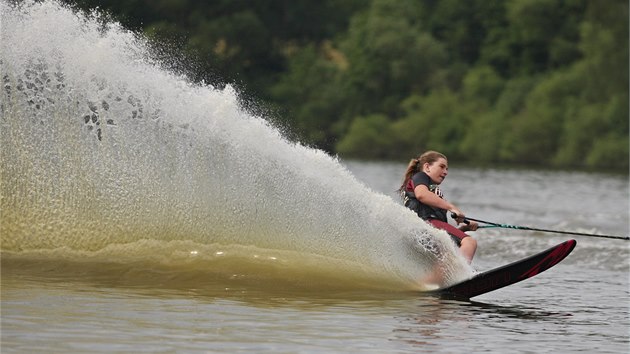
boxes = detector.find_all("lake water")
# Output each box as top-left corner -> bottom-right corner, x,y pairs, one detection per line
3,162 -> 629,353
2,1 -> 629,353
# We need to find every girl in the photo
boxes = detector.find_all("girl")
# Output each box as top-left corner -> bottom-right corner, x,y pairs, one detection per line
399,151 -> 478,263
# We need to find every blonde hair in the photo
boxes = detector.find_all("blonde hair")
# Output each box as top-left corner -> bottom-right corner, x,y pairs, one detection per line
397,151 -> 447,193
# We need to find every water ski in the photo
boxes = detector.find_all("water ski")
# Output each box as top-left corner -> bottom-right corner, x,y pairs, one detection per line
426,239 -> 576,300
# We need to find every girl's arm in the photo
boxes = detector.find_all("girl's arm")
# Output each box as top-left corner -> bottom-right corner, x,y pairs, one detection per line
414,184 -> 477,231
414,184 -> 462,217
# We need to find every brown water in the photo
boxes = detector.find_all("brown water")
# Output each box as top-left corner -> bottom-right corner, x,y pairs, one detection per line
3,163 -> 629,353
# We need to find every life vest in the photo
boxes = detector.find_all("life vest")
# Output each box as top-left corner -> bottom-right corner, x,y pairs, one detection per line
402,190 -> 465,246
402,189 -> 448,222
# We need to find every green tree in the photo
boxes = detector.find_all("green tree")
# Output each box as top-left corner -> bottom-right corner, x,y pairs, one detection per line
480,0 -> 586,77
336,114 -> 396,159
460,77 -> 537,163
554,0 -> 628,169
390,89 -> 471,160
63,0 -> 628,171
500,70 -> 582,165
338,0 -> 446,117
420,0 -> 507,69
270,43 -> 347,150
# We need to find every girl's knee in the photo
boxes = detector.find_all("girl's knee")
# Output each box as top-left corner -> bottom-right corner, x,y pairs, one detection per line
460,237 -> 477,263
463,237 -> 477,249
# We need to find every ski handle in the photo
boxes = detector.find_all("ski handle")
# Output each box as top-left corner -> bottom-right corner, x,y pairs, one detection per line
450,213 -> 629,241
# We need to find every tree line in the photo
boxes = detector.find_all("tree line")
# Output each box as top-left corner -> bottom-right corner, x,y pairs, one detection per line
65,0 -> 628,171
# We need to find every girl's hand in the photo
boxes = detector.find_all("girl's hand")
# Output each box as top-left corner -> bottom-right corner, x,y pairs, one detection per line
459,220 -> 478,232
449,208 -> 465,223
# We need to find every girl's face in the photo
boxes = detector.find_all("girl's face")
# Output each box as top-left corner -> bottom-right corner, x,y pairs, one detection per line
423,158 -> 449,184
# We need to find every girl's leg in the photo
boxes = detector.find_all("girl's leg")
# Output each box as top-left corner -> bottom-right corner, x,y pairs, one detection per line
428,219 -> 477,263
459,236 -> 477,264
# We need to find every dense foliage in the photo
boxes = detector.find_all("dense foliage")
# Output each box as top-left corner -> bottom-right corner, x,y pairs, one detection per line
66,0 -> 628,171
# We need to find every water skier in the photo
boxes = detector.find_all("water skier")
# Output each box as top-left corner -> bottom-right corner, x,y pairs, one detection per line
398,150 -> 478,263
